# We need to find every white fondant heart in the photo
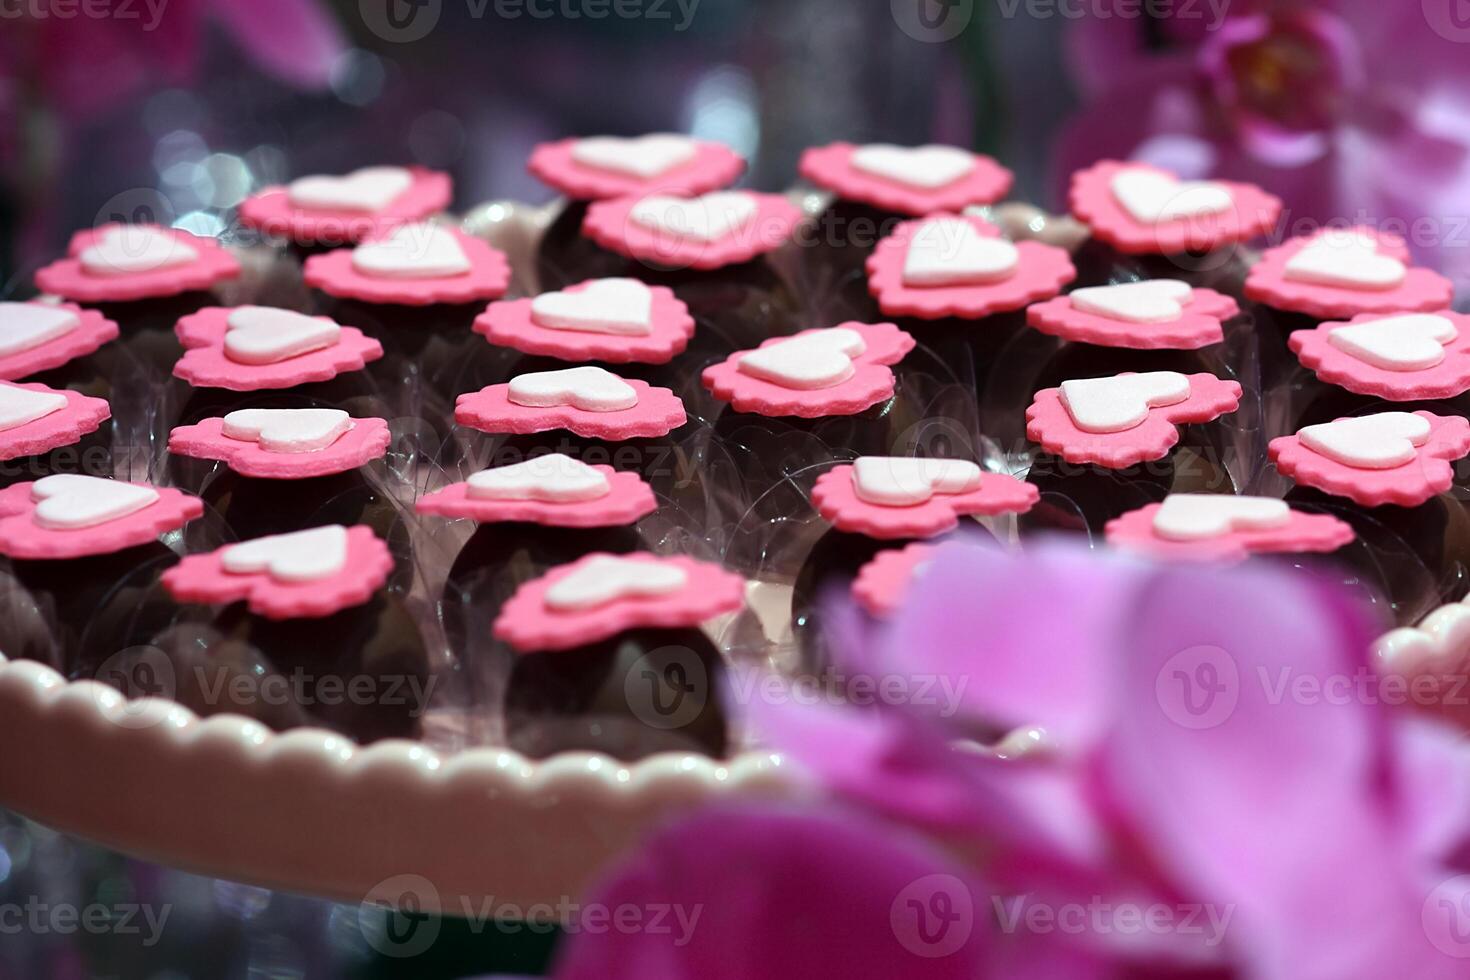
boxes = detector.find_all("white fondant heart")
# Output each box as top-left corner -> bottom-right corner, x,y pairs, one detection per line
1326,314 -> 1457,372
1152,494 -> 1289,542
572,134 -> 698,179
224,307 -> 341,366
629,192 -> 757,243
286,167 -> 413,212
851,457 -> 983,506
467,453 -> 611,503
221,408 -> 353,454
1069,280 -> 1193,324
507,366 -> 638,412
221,525 -> 349,583
850,144 -> 976,190
0,384 -> 66,433
544,555 -> 688,611
1059,372 -> 1191,434
1284,233 -> 1406,291
79,226 -> 198,277
1297,412 -> 1431,470
0,303 -> 79,356
529,279 -> 654,336
902,218 -> 1019,288
1110,169 -> 1233,224
736,328 -> 867,390
30,475 -> 158,530
351,223 -> 471,279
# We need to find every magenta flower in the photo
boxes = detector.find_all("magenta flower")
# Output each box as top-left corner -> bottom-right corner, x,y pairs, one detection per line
542,542 -> 1470,975
1056,1 -> 1470,287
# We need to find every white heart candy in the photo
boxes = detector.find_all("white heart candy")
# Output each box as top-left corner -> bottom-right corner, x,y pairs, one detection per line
902,218 -> 1019,288
629,192 -> 757,243
0,303 -> 79,356
507,366 -> 638,413
544,555 -> 688,611
1326,314 -> 1457,372
221,408 -> 353,454
79,226 -> 198,277
1284,233 -> 1406,291
0,384 -> 67,433
1152,494 -> 1289,542
851,457 -> 983,506
1059,371 -> 1192,434
221,525 -> 349,583
1070,280 -> 1193,324
286,167 -> 413,212
850,144 -> 976,190
1110,169 -> 1233,224
351,223 -> 471,279
736,328 -> 867,391
30,475 -> 159,530
467,453 -> 611,503
572,134 -> 698,179
529,279 -> 654,336
224,307 -> 341,365
1298,412 -> 1431,470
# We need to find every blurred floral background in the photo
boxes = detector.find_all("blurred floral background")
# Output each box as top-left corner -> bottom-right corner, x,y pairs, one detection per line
5,0 -> 1470,976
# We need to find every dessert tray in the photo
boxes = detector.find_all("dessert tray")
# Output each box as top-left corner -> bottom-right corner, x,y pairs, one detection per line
0,144 -> 1465,913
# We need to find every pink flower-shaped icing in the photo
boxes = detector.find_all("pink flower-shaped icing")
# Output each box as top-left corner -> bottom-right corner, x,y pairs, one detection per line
34,225 -> 240,302
865,213 -> 1075,320
1288,310 -> 1470,401
474,280 -> 695,364
582,192 -> 803,271
852,543 -> 937,618
528,138 -> 745,200
0,384 -> 111,461
161,525 -> 393,619
1025,372 -> 1243,469
1026,287 -> 1240,350
1245,227 -> 1454,318
701,322 -> 915,419
1104,502 -> 1354,562
172,307 -> 384,391
812,464 -> 1038,540
1068,160 -> 1282,255
0,304 -> 118,380
0,481 -> 202,559
301,226 -> 510,306
415,466 -> 657,527
797,142 -> 1013,216
1268,412 -> 1470,508
167,416 -> 392,479
493,552 -> 746,654
236,167 -> 452,245
454,378 -> 686,439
